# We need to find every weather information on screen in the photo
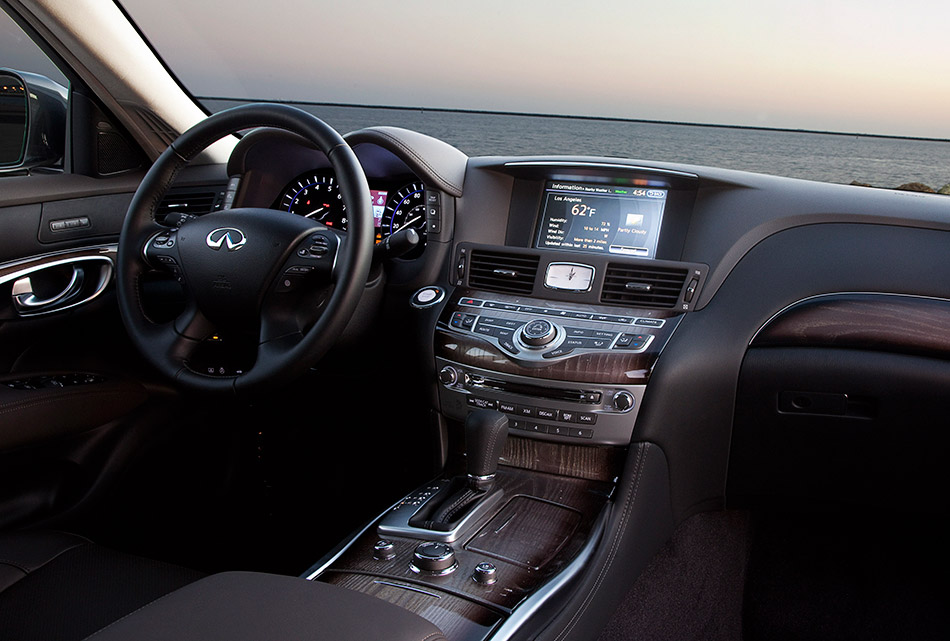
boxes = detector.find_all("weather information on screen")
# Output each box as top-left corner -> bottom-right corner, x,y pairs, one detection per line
536,182 -> 667,257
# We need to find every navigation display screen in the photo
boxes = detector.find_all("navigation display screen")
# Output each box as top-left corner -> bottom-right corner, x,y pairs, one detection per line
535,181 -> 667,258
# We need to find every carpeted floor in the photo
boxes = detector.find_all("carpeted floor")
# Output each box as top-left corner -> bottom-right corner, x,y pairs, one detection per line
598,508 -> 950,641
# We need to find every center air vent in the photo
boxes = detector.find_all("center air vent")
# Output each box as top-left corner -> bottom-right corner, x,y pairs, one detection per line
468,250 -> 539,295
601,263 -> 688,308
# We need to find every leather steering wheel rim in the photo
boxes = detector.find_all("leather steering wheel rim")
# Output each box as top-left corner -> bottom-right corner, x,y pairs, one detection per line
116,103 -> 374,394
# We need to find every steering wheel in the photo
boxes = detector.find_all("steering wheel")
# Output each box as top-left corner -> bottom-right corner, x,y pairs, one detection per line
116,104 -> 373,394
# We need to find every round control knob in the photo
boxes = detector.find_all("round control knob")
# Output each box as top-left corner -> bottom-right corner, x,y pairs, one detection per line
520,319 -> 556,347
439,365 -> 458,386
373,539 -> 396,560
410,542 -> 458,575
613,391 -> 635,412
472,561 -> 498,585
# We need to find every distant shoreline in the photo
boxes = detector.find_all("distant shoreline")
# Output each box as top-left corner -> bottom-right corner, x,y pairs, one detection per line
199,96 -> 950,145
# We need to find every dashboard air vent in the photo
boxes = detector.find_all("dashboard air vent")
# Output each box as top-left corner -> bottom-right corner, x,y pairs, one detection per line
601,263 -> 689,308
155,190 -> 222,224
468,250 -> 539,295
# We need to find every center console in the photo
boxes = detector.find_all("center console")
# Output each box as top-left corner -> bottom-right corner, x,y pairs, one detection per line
306,163 -> 703,640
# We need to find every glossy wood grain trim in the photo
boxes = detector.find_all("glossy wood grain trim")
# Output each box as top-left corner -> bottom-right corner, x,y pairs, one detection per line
499,436 -> 623,483
323,572 -> 501,641
752,293 -> 950,359
323,466 -> 611,612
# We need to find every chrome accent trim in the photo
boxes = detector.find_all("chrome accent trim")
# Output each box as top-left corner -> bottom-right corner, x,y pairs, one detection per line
748,291 -> 950,346
205,227 -> 247,251
409,560 -> 459,576
0,255 -> 114,317
371,580 -> 442,598
410,286 -> 446,309
543,262 -> 595,293
377,485 -> 506,544
487,506 -> 609,641
0,244 -> 116,275
304,494 -> 410,580
503,160 -> 698,179
12,266 -> 81,310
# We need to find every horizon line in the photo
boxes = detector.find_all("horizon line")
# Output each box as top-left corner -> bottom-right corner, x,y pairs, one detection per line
198,96 -> 950,145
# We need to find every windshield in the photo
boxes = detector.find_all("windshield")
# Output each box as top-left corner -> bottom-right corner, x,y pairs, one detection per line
120,0 -> 950,190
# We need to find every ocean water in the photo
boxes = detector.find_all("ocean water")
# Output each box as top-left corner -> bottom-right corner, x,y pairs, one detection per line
204,100 -> 950,189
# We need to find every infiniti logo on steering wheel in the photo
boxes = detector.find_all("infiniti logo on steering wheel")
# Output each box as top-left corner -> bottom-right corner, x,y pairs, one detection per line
206,227 -> 247,252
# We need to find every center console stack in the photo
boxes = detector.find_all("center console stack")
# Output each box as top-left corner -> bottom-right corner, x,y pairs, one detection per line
306,163 -> 704,640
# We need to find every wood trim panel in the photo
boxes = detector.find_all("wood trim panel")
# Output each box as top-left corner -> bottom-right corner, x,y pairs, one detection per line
753,293 -> 950,359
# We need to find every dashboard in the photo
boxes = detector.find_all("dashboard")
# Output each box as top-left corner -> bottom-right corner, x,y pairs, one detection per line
196,124 -> 950,523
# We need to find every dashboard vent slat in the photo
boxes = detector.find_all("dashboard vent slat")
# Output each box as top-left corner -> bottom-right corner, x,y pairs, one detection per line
155,191 -> 222,224
601,263 -> 688,308
468,250 -> 539,295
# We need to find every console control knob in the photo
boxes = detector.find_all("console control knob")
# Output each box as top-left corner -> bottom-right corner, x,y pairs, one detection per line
410,541 -> 458,575
373,539 -> 396,560
439,366 -> 458,386
613,391 -> 635,412
472,561 -> 498,585
520,319 -> 556,347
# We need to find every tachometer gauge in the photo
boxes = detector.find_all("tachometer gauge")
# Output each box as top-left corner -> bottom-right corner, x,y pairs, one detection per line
278,170 -> 347,230
382,182 -> 427,242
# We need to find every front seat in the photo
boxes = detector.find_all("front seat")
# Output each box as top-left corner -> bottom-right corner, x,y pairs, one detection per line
0,530 -> 205,640
0,531 -> 447,641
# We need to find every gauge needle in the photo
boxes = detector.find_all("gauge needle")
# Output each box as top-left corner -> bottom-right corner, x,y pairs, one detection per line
306,207 -> 325,218
400,215 -> 422,229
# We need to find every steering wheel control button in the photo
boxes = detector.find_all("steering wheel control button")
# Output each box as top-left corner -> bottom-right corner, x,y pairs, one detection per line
472,562 -> 498,585
521,319 -> 556,347
410,542 -> 458,575
373,540 -> 396,561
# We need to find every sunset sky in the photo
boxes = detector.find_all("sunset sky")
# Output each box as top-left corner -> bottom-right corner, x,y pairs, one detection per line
121,0 -> 950,138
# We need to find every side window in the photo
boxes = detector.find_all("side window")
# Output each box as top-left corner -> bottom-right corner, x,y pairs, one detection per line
1,6 -> 69,173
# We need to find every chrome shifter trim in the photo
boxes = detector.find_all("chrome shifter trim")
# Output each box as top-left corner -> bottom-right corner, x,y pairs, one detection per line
377,484 -> 505,544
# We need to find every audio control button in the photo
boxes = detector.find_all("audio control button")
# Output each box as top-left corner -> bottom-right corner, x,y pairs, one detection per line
577,412 -> 598,425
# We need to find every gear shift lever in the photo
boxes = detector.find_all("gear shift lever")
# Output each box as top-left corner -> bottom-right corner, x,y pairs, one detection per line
465,409 -> 509,491
407,409 -> 508,531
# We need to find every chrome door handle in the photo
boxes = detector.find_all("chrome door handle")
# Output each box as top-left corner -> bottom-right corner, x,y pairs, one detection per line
11,266 -> 84,312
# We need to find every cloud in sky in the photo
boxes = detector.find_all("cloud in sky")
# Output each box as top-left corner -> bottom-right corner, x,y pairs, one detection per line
121,0 -> 950,138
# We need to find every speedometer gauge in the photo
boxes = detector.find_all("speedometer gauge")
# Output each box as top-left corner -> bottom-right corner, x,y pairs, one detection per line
382,182 -> 427,242
278,170 -> 347,230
